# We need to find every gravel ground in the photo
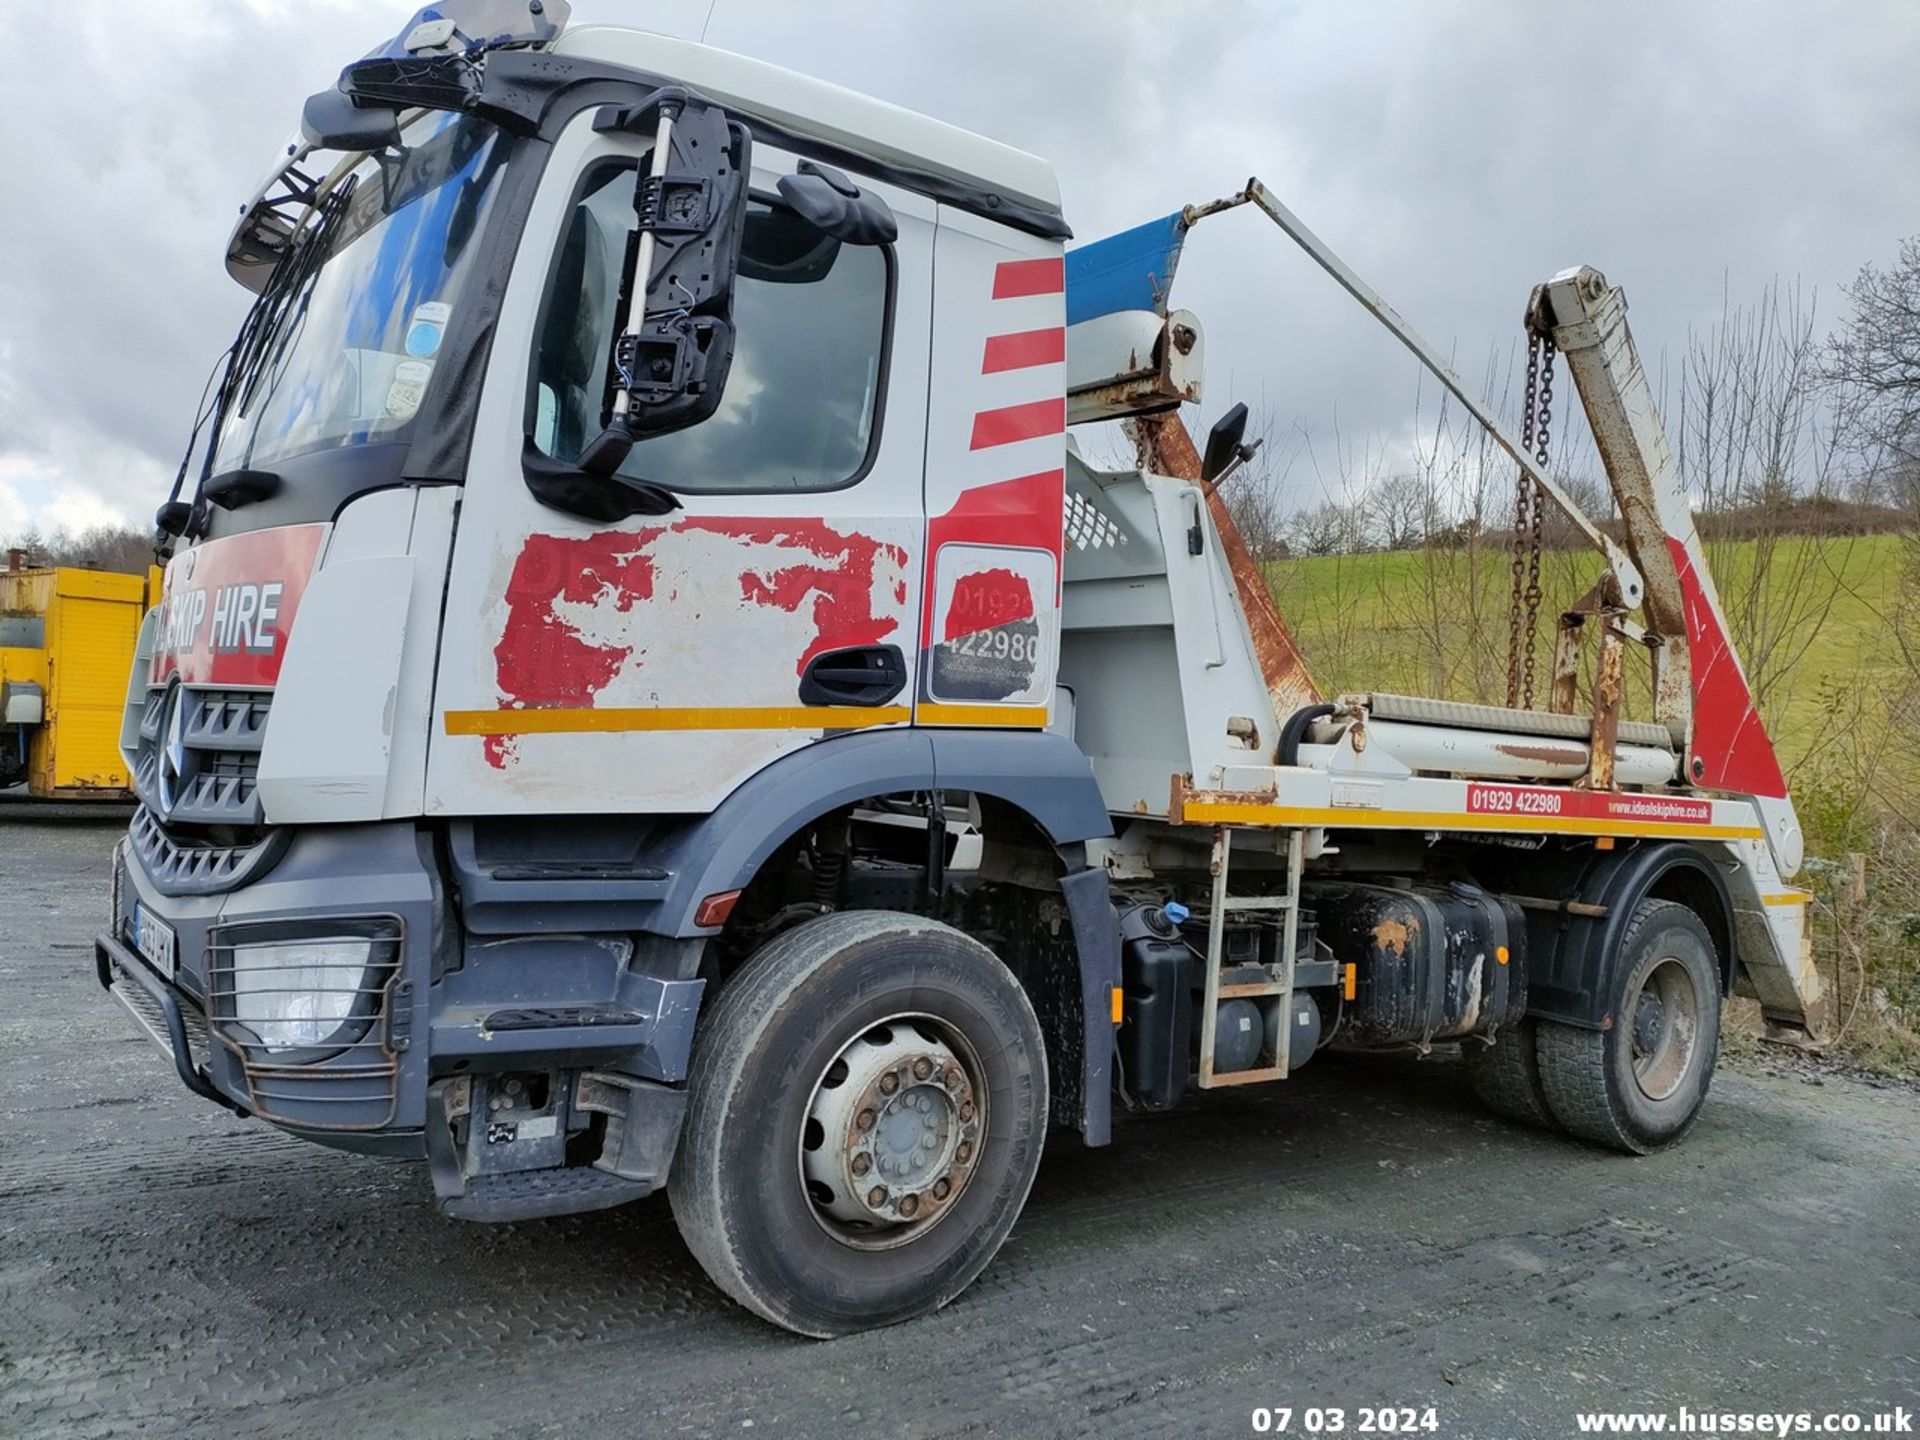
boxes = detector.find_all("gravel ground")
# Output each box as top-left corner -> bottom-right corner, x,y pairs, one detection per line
3,814 -> 1916,1440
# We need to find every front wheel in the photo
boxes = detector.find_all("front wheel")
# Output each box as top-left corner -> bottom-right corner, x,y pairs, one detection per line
668,911 -> 1049,1337
1536,899 -> 1722,1153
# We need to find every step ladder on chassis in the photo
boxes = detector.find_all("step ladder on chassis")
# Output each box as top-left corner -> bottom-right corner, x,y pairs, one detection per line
1198,827 -> 1308,1087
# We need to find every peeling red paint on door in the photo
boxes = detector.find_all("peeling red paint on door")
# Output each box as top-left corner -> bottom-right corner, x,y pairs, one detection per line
496,533 -> 657,708
709,519 -> 909,674
482,519 -> 908,767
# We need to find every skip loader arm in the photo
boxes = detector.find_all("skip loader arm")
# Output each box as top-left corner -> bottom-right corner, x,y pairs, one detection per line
1173,180 -> 1818,1031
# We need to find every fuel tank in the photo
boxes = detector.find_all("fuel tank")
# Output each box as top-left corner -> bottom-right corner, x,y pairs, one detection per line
1304,881 -> 1526,1046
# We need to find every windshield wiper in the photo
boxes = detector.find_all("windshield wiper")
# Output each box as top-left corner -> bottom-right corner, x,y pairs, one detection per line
160,179 -> 358,541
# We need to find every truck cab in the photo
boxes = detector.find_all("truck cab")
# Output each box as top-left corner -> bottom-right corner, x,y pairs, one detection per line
97,2 -> 1821,1337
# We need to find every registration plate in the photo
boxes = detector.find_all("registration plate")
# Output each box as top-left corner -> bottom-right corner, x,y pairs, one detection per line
133,905 -> 177,982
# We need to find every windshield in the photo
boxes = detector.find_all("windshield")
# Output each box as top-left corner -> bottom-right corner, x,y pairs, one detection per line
209,111 -> 507,476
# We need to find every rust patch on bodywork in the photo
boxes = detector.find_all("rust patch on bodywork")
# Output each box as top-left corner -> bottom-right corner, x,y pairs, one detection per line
1373,918 -> 1413,956
1495,743 -> 1589,767
1168,772 -> 1279,824
1129,412 -> 1320,726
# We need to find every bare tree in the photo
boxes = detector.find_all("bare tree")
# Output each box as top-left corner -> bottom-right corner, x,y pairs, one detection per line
1365,474 -> 1436,551
2,522 -> 154,574
1677,277 -> 1856,720
1217,409 -> 1295,566
1286,499 -> 1365,556
1221,471 -> 1289,565
1826,235 -> 1920,502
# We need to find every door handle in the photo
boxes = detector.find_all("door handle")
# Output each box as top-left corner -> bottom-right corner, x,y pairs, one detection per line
799,645 -> 908,707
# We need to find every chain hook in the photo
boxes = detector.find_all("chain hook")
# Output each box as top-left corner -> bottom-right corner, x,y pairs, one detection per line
1506,333 -> 1557,709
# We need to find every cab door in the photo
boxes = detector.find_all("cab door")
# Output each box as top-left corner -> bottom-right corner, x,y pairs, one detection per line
918,207 -> 1066,729
427,112 -> 932,816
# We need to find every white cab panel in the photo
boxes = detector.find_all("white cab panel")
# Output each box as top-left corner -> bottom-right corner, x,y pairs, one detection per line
258,488 -> 431,823
427,113 -> 936,815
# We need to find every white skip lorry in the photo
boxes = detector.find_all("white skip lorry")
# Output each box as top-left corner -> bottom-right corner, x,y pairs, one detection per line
97,1 -> 1823,1336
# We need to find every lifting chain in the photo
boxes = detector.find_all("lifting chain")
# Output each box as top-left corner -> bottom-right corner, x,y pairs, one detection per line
1506,331 -> 1557,708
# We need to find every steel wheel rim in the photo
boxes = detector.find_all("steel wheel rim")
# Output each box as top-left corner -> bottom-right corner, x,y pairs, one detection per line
1628,956 -> 1699,1102
796,1012 -> 987,1252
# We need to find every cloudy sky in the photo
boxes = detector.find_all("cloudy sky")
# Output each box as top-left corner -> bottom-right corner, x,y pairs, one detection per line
1,0 -> 1914,539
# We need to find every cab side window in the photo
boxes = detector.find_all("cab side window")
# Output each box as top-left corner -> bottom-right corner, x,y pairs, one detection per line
531,162 -> 893,494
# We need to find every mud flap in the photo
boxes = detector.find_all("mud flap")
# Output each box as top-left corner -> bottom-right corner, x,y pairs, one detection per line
1059,864 -> 1119,1146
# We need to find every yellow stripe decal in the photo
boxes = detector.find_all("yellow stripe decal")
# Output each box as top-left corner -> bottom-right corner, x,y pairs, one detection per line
444,702 -> 1049,737
1762,890 -> 1813,907
916,703 -> 1049,728
445,705 -> 912,736
1181,799 -> 1764,842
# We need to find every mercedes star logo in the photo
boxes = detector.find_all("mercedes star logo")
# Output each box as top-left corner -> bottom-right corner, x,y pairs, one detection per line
156,683 -> 188,818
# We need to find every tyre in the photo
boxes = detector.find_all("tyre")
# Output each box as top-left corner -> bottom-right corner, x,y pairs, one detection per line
1536,899 -> 1722,1154
1462,1017 -> 1558,1130
668,911 -> 1049,1337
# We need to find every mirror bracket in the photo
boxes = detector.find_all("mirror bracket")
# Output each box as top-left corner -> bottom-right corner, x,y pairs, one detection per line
573,88 -> 752,477
776,160 -> 898,246
1201,401 -> 1262,486
522,438 -> 681,523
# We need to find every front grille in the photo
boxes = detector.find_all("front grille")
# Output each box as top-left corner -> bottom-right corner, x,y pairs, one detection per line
133,685 -> 272,827
130,683 -> 282,896
205,918 -> 405,1133
129,804 -> 287,896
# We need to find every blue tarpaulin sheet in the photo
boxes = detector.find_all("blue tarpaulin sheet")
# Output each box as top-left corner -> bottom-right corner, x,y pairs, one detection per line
1064,212 -> 1189,326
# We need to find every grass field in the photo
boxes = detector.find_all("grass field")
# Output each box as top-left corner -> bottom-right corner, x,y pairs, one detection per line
1262,533 -> 1906,774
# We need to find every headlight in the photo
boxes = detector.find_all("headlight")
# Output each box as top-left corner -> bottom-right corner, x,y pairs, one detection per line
228,938 -> 374,1053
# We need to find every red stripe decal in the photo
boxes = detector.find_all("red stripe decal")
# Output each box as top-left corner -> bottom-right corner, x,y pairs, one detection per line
982,327 -> 1066,373
992,257 -> 1065,299
969,398 -> 1066,451
1666,537 -> 1787,797
920,470 -> 1066,643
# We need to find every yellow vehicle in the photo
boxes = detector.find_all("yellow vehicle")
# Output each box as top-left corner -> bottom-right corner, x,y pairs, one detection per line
1,559 -> 158,798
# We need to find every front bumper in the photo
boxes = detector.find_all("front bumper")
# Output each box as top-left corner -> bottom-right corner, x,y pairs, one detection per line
104,819 -> 441,1152
96,930 -> 242,1115
102,818 -> 706,1194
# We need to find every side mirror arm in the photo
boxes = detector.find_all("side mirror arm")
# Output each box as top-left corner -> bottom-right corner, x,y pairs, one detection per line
575,88 -> 753,477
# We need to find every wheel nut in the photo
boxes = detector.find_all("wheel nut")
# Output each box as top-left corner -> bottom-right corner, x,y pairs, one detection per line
959,1101 -> 975,1122
867,1186 -> 887,1208
856,1108 -> 876,1131
898,1193 -> 919,1218
943,1071 -> 962,1090
850,1153 -> 870,1177
932,1178 -> 951,1200
913,1057 -> 934,1081
955,1141 -> 973,1165
879,1072 -> 899,1095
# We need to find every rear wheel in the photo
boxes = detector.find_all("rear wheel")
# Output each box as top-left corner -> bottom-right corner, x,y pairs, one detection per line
669,911 -> 1048,1337
1463,1017 -> 1558,1130
1536,899 -> 1721,1153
